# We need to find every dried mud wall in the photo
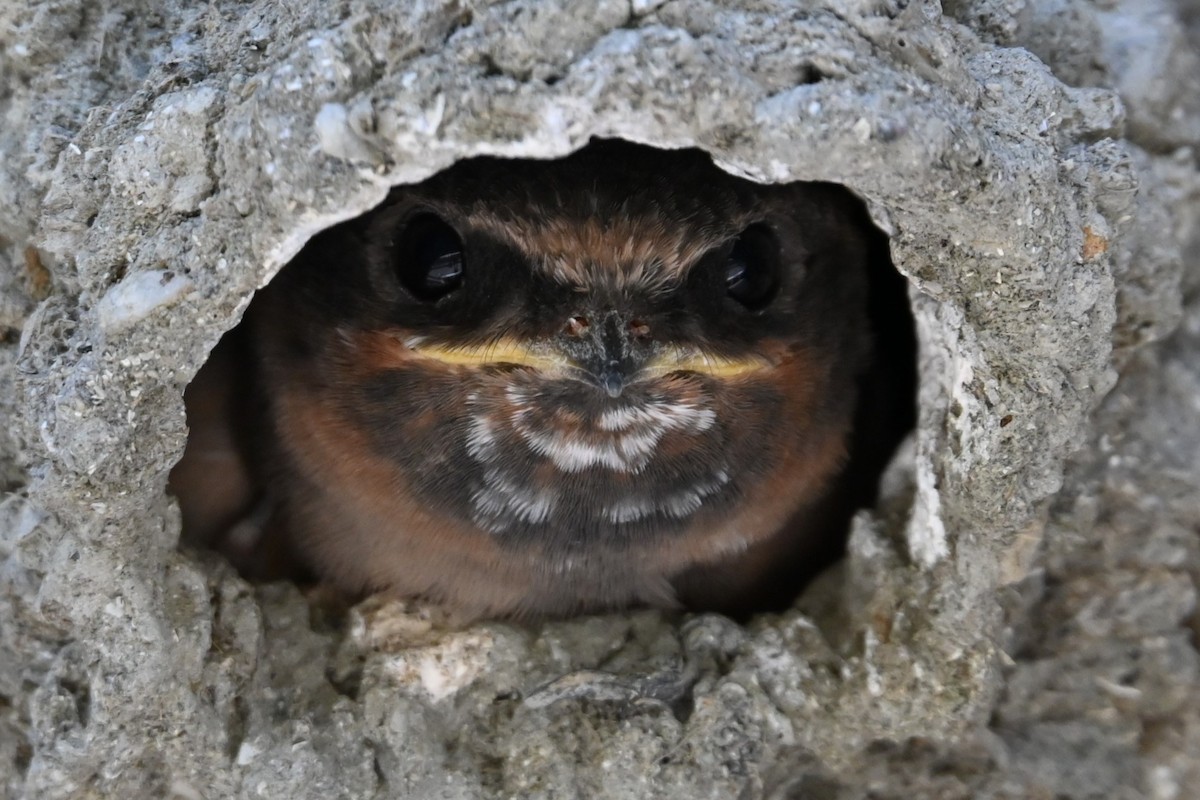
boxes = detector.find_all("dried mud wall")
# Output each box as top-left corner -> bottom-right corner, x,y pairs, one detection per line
1,1 -> 1198,798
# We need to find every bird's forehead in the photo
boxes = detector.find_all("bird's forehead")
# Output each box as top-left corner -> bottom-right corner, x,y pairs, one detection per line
465,204 -> 738,289
400,154 -> 765,291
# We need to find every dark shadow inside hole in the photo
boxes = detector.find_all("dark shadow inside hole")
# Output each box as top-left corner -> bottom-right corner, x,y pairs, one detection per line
168,139 -> 916,622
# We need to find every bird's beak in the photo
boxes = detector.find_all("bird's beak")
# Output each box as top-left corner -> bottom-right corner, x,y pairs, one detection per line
402,328 -> 772,389
576,313 -> 638,397
565,312 -> 773,397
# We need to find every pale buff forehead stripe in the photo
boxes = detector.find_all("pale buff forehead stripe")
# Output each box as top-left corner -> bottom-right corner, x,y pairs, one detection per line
460,204 -> 742,291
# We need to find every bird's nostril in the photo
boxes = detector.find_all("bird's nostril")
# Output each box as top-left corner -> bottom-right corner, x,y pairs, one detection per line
564,315 -> 590,337
629,319 -> 650,339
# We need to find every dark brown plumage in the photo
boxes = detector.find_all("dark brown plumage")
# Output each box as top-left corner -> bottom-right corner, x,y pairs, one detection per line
170,140 -> 915,620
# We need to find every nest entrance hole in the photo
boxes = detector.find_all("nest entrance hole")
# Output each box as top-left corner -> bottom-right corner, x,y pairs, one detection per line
168,141 -> 917,620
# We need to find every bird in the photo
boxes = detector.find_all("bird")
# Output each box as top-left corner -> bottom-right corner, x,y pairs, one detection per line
170,140 -> 914,620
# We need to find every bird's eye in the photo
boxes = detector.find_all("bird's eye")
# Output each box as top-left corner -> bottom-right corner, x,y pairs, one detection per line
397,213 -> 465,301
724,224 -> 780,311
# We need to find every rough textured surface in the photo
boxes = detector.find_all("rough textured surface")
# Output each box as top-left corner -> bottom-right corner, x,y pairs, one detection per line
0,0 -> 1196,797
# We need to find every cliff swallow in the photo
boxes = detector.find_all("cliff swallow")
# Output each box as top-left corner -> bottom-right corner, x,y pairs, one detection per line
170,141 -> 914,619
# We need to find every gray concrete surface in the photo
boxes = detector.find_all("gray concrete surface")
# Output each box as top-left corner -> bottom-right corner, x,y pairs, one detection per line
0,0 -> 1196,797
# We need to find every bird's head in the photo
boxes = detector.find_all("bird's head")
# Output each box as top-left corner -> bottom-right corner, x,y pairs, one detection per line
262,141 -> 877,571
